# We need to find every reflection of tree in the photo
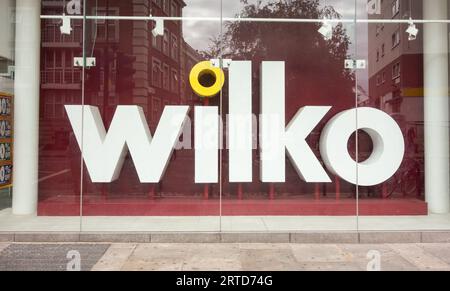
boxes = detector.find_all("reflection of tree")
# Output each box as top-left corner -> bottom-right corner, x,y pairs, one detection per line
203,0 -> 355,116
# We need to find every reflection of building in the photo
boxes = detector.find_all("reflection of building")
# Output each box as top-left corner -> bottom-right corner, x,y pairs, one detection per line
181,40 -> 202,105
6,0 -> 450,218
368,0 -> 423,127
40,0 -> 200,144
39,0 -> 201,202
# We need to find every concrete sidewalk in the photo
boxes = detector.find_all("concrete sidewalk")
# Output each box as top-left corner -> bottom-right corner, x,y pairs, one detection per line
1,242 -> 450,271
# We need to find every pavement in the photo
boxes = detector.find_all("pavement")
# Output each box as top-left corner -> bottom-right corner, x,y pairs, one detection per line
1,242 -> 450,271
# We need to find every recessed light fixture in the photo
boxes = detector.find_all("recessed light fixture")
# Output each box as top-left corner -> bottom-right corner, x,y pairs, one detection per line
318,18 -> 333,41
60,14 -> 72,35
406,17 -> 419,41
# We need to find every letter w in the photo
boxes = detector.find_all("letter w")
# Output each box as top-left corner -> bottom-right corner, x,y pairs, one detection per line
65,105 -> 189,183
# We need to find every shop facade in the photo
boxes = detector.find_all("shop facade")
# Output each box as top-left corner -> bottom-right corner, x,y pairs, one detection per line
1,0 -> 450,234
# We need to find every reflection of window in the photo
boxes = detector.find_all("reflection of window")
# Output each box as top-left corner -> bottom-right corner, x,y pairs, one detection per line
45,92 -> 75,119
171,69 -> 178,93
376,24 -> 384,36
163,0 -> 170,15
187,61 -> 194,72
376,49 -> 379,62
44,50 -> 56,69
375,24 -> 381,36
392,30 -> 400,48
392,0 -> 400,17
43,16 -> 83,43
171,34 -> 178,61
93,8 -> 119,42
151,22 -> 162,50
391,96 -> 402,113
381,43 -> 385,56
45,92 -> 55,118
163,29 -> 170,55
42,50 -> 81,85
392,63 -> 401,79
376,74 -> 381,86
163,64 -> 170,90
152,31 -> 157,48
152,58 -> 162,87
152,97 -> 161,122
382,72 -> 386,83
171,2 -> 178,17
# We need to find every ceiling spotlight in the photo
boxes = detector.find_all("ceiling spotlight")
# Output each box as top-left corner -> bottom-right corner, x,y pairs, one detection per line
318,18 -> 333,41
151,15 -> 164,37
60,14 -> 73,35
406,18 -> 419,41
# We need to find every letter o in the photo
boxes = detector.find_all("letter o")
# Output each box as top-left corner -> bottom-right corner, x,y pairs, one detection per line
189,61 -> 225,98
319,107 -> 405,186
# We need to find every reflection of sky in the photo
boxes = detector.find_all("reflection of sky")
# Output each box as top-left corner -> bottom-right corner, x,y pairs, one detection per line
183,0 -> 367,51
183,0 -> 369,88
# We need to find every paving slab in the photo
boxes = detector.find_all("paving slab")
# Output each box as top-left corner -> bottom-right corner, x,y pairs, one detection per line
92,244 -> 137,271
290,244 -> 352,263
416,243 -> 450,265
221,233 -> 289,243
421,232 -> 450,243
121,243 -> 189,271
181,244 -> 241,271
296,262 -> 364,271
0,243 -> 10,253
0,244 -> 109,271
239,247 -> 299,271
0,233 -> 13,242
339,244 -> 419,271
388,244 -> 450,271
151,233 -> 220,243
14,232 -> 80,242
291,232 -> 358,244
359,232 -> 421,243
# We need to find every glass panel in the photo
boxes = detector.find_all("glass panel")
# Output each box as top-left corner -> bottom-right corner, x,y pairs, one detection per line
219,0 -> 358,232
37,1 -> 84,231
7,0 -> 450,235
0,0 -> 84,232
86,0 -> 187,17
79,0 -> 222,232
356,0 -> 450,230
221,0 -> 356,20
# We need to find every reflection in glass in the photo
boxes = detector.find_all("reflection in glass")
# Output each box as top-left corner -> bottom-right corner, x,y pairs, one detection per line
0,0 -> 449,233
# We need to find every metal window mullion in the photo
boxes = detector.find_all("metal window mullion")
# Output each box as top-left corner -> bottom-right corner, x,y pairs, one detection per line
40,15 -> 450,24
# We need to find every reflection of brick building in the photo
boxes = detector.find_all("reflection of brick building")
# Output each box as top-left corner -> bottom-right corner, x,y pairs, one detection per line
367,0 -> 425,205
40,0 -> 200,143
368,0 -> 423,128
39,0 -> 201,200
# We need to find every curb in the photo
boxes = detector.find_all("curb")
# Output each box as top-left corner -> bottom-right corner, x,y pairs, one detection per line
1,231 -> 450,243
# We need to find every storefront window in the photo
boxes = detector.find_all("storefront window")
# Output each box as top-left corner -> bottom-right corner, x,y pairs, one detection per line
1,0 -> 450,234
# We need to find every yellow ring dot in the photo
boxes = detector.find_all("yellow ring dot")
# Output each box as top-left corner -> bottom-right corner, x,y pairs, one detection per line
189,61 -> 225,98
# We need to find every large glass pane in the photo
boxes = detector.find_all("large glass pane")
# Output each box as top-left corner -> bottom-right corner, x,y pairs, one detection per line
79,0 -> 222,232
219,0 -> 358,232
356,0 -> 450,231
0,0 -> 83,232
38,2 -> 84,226
7,0 -> 450,236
